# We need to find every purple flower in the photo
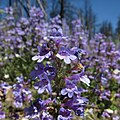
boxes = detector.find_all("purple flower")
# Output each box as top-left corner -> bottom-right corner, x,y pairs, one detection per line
61,80 -> 79,98
100,90 -> 111,100
0,82 -> 12,89
5,7 -> 13,15
0,111 -> 5,119
34,75 -> 52,94
30,63 -> 44,79
44,64 -> 56,80
32,44 -> 52,63
31,63 -> 56,81
22,88 -> 32,102
30,7 -> 44,18
71,97 -> 88,117
13,80 -> 32,108
40,111 -> 53,120
24,99 -> 46,119
75,107 -> 84,117
71,47 -> 86,60
58,108 -> 73,120
66,73 -> 90,86
13,96 -> 23,108
16,76 -> 24,83
102,111 -> 111,118
0,82 -> 12,94
56,47 -> 77,64
0,102 -> 5,119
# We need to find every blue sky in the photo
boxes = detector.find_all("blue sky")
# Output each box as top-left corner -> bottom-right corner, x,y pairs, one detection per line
72,0 -> 120,29
1,0 -> 120,29
91,0 -> 120,29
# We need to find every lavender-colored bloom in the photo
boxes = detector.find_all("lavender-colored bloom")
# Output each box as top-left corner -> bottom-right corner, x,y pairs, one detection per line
5,7 -> 13,15
71,47 -> 86,60
0,82 -> 12,90
24,105 -> 39,119
0,111 -> 5,119
34,75 -> 52,94
70,97 -> 88,117
56,47 -> 77,64
30,63 -> 44,79
24,99 -> 45,119
29,7 -> 44,18
13,83 -> 23,90
40,111 -> 53,120
16,28 -> 25,36
0,82 -> 12,94
102,111 -> 111,118
101,76 -> 108,85
75,107 -> 84,117
0,102 -> 5,119
113,116 -> 120,120
61,80 -> 79,98
115,93 -> 120,98
74,97 -> 88,105
13,80 -> 32,108
13,88 -> 23,108
44,64 -> 56,80
19,17 -> 29,26
32,44 -> 52,63
31,63 -> 56,81
67,73 -> 90,86
100,90 -> 111,100
16,76 -> 24,83
13,96 -> 23,108
58,108 -> 73,120
22,88 -> 32,102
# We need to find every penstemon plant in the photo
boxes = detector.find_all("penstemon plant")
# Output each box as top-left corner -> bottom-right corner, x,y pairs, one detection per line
24,21 -> 90,120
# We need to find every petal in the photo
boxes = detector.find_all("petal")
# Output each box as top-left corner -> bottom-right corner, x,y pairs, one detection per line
38,88 -> 45,94
34,85 -> 39,89
68,92 -> 74,98
64,57 -> 71,64
56,53 -> 64,60
80,75 -> 90,86
77,99 -> 84,104
47,83 -> 52,94
57,115 -> 63,120
61,89 -> 67,95
32,55 -> 39,61
37,56 -> 45,62
45,51 -> 51,58
69,55 -> 77,60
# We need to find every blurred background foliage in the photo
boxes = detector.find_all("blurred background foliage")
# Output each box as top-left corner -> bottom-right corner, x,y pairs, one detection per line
0,0 -> 120,47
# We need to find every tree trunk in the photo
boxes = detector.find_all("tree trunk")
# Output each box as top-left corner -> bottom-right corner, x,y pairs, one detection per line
9,0 -> 12,6
60,0 -> 64,19
18,0 -> 30,17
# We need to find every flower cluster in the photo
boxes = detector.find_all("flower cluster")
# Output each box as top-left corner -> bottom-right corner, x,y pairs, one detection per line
0,102 -> 5,119
24,18 -> 90,119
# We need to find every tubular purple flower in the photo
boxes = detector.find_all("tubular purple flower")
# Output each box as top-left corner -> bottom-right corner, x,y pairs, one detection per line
61,80 -> 79,98
58,108 -> 73,120
0,111 -> 5,119
32,44 -> 52,63
34,75 -> 52,94
56,47 -> 77,64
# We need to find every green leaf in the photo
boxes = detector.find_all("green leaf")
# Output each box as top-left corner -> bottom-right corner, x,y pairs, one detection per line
0,9 -> 4,14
